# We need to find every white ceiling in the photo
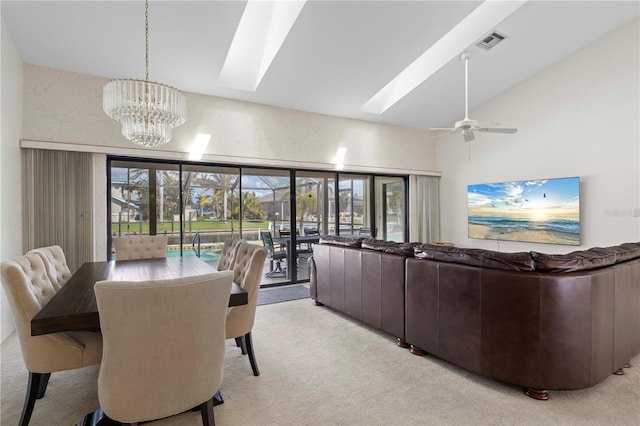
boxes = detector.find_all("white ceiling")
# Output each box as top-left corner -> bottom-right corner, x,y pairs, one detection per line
2,1 -> 638,130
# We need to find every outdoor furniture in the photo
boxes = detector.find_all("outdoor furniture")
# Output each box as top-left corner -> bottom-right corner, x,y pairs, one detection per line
95,271 -> 234,425
1,254 -> 103,426
260,231 -> 286,277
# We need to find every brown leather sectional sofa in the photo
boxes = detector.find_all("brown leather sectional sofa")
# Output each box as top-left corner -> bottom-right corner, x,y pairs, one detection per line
310,237 -> 640,400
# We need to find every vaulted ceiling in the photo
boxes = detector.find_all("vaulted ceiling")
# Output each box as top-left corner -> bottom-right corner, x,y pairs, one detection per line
2,1 -> 638,130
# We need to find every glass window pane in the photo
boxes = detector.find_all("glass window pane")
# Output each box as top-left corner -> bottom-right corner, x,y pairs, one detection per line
182,165 -> 240,266
376,177 -> 406,242
242,168 -> 290,286
338,175 -> 371,237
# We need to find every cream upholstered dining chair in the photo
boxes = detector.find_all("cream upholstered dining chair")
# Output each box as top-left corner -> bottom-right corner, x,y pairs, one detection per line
216,238 -> 245,271
112,235 -> 168,260
1,254 -> 103,426
26,245 -> 72,291
226,242 -> 268,376
95,270 -> 234,425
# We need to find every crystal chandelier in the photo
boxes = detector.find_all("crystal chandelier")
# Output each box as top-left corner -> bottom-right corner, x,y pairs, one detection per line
103,0 -> 186,148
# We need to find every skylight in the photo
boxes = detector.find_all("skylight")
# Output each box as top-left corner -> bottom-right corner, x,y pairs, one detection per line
218,0 -> 307,91
361,0 -> 527,115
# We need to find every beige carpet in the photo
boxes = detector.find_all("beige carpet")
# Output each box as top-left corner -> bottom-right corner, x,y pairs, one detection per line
2,299 -> 639,425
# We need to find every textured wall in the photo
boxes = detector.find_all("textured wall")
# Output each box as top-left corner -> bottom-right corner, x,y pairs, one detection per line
1,18 -> 24,341
22,65 -> 437,174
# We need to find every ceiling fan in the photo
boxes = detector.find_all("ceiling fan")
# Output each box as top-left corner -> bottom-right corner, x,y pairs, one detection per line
429,52 -> 517,142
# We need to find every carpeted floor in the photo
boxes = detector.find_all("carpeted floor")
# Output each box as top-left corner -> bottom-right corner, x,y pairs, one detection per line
257,284 -> 309,305
2,299 -> 639,425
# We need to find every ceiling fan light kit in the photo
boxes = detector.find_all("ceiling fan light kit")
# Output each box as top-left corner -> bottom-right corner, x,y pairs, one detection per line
429,51 -> 517,142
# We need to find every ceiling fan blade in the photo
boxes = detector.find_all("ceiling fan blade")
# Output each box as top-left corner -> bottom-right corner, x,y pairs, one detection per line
426,128 -> 459,141
428,127 -> 456,132
475,120 -> 501,128
477,127 -> 518,134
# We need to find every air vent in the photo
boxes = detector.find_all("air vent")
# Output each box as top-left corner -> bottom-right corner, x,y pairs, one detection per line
475,31 -> 507,50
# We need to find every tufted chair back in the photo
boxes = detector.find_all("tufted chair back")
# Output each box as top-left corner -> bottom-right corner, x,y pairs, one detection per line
1,254 -> 103,425
112,235 -> 168,260
226,243 -> 267,339
95,271 -> 233,424
27,245 -> 72,291
217,238 -> 245,271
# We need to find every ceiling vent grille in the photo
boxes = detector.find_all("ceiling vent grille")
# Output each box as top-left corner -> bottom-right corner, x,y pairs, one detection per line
476,31 -> 507,50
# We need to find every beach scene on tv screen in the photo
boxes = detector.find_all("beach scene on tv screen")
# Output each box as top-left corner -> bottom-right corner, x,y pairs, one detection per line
467,177 -> 580,245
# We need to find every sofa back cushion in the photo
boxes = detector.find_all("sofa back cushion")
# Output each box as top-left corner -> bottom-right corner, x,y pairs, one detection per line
610,242 -> 640,263
530,247 -> 617,272
414,245 -> 535,272
319,236 -> 364,248
360,239 -> 420,256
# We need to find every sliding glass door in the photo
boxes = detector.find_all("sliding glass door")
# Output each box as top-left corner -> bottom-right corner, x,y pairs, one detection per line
376,177 -> 406,242
338,174 -> 372,237
110,161 -> 181,258
182,165 -> 240,261
292,171 -> 337,281
240,168 -> 291,286
109,157 -> 408,286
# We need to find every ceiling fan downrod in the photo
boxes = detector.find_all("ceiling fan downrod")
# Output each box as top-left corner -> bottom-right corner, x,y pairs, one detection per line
461,52 -> 471,121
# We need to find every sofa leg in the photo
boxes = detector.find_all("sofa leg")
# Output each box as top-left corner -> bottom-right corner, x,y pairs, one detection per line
410,345 -> 425,356
396,338 -> 410,349
614,368 -> 624,375
525,388 -> 549,400
314,300 -> 324,306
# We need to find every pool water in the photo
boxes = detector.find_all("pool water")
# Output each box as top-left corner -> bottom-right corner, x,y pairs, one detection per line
165,250 -> 221,262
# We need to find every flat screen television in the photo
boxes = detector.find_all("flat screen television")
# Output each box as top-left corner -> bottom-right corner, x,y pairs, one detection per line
467,177 -> 580,246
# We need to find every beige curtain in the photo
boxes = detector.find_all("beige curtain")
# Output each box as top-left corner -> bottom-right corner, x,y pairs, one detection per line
410,175 -> 440,243
23,149 -> 93,272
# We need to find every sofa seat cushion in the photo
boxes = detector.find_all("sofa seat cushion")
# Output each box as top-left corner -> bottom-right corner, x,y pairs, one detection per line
414,245 -> 535,272
531,247 -> 617,272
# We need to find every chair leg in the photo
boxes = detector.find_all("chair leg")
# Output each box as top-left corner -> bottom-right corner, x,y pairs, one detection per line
20,372 -> 46,426
244,332 -> 260,376
36,372 -> 51,399
265,259 -> 285,277
237,335 -> 248,355
200,397 -> 215,426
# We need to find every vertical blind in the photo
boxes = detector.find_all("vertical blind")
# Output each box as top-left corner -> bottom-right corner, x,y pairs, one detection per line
23,149 -> 94,272
413,175 -> 440,243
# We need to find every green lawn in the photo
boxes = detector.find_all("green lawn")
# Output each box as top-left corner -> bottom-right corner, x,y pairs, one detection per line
111,219 -> 270,235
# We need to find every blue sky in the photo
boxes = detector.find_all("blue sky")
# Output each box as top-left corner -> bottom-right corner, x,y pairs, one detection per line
468,177 -> 580,219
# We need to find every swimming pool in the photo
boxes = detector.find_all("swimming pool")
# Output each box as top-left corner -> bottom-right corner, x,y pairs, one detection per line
165,249 -> 221,262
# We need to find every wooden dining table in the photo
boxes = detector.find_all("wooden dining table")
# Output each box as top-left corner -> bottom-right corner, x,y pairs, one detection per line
31,256 -> 247,424
32,255 -> 247,336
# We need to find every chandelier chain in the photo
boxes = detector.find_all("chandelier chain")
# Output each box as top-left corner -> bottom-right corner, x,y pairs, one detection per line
145,0 -> 149,81
102,0 -> 186,148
